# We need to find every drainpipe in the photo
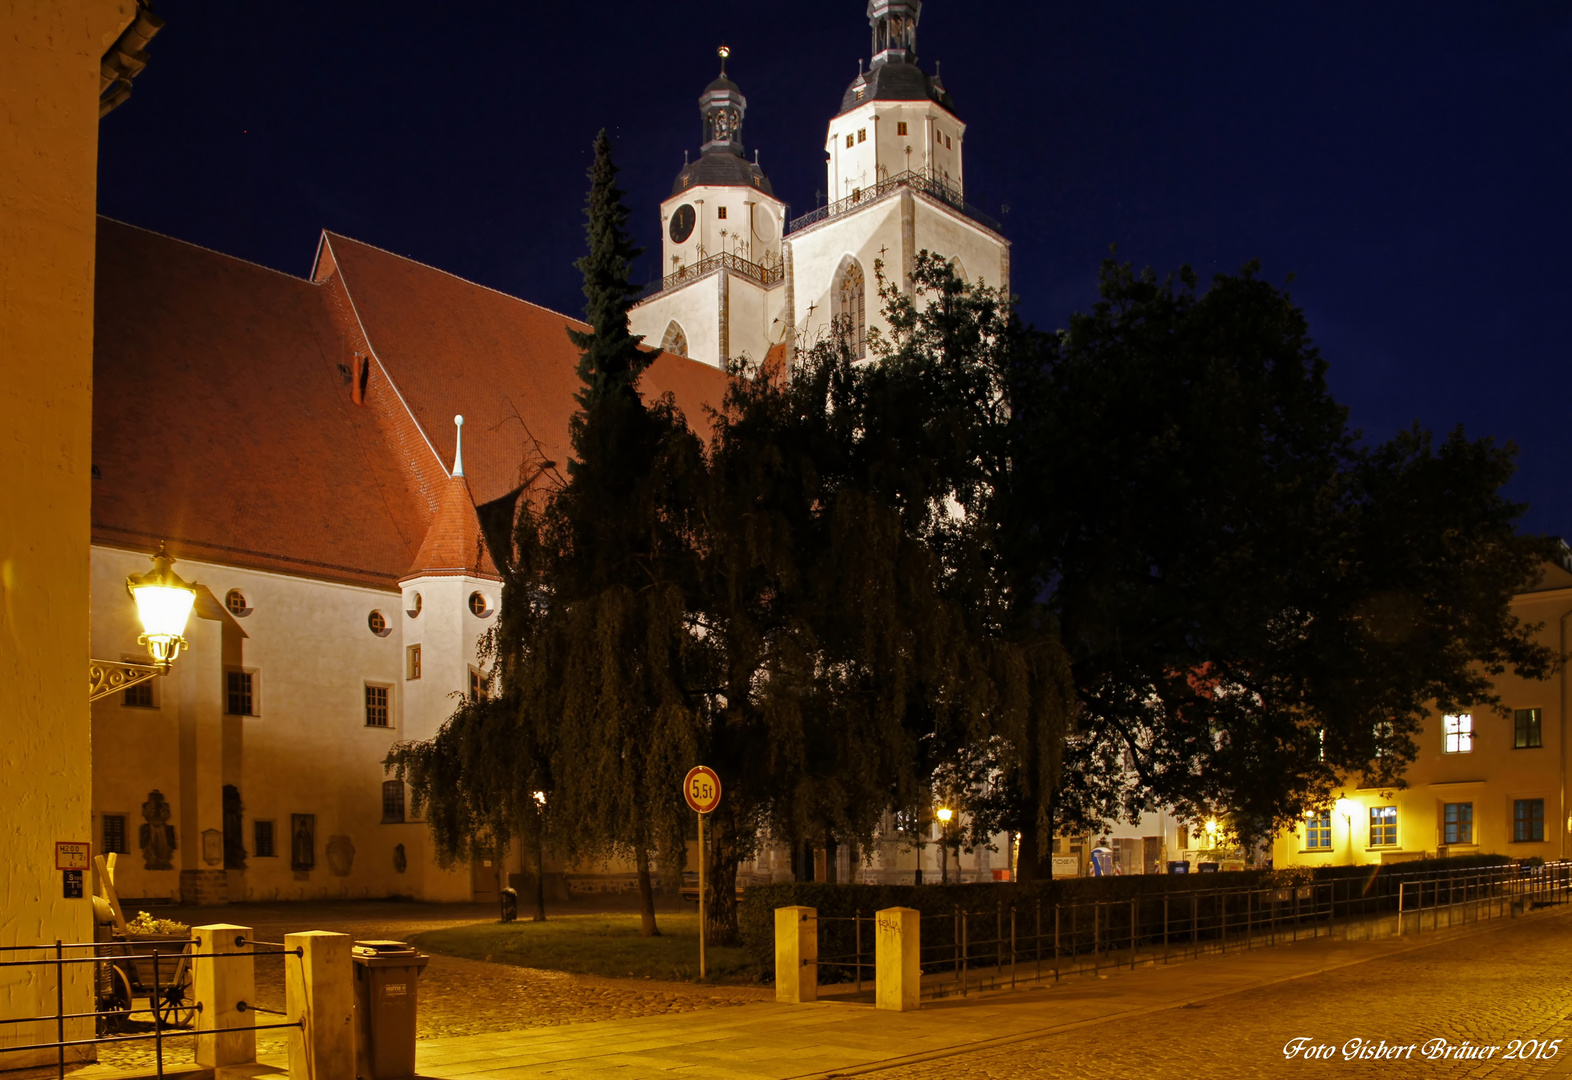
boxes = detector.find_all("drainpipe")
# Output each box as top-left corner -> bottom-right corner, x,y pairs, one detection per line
1561,610 -> 1570,860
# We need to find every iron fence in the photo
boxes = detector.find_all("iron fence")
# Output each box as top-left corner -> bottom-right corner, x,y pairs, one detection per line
796,861 -> 1571,1001
0,938 -> 303,1080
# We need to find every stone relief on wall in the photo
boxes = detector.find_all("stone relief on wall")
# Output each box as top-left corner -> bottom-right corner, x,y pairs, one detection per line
326,835 -> 356,877
138,789 -> 177,870
291,813 -> 315,871
393,843 -> 407,874
201,828 -> 223,866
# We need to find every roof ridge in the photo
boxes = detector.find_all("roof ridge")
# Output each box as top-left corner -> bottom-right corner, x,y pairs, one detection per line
321,230 -> 591,330
97,216 -> 314,284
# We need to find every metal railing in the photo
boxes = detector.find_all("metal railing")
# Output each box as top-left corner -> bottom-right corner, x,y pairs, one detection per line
0,938 -> 303,1080
642,251 -> 784,299
796,861 -> 1572,1001
786,169 -> 1003,235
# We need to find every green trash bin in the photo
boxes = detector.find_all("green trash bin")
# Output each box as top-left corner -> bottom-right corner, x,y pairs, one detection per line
352,940 -> 429,1080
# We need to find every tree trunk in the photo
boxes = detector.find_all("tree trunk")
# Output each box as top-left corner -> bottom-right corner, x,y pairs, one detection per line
532,832 -> 547,922
635,847 -> 661,937
705,812 -> 741,946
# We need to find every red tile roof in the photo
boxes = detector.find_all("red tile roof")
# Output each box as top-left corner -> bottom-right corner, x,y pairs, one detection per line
92,219 -> 426,589
91,220 -> 732,591
403,474 -> 501,582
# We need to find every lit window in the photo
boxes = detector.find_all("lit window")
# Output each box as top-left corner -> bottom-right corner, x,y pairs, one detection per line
846,133 -> 854,148
857,128 -> 867,143
365,684 -> 389,727
103,814 -> 129,855
124,681 -> 154,708
1443,714 -> 1473,753
717,206 -> 727,219
1515,708 -> 1542,749
897,121 -> 908,136
406,644 -> 422,680
226,670 -> 255,716
1369,806 -> 1397,847
254,820 -> 275,858
225,589 -> 249,616
1443,802 -> 1473,845
1304,813 -> 1332,850
368,610 -> 387,636
1514,799 -> 1545,842
382,780 -> 406,824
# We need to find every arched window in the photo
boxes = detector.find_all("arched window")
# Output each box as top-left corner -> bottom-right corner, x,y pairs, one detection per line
660,320 -> 688,358
949,256 -> 970,284
831,257 -> 866,360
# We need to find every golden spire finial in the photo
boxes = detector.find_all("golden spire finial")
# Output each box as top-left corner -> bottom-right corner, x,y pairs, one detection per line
718,43 -> 730,75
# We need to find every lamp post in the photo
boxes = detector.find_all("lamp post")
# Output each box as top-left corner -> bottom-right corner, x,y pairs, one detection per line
1335,797 -> 1359,866
89,543 -> 198,701
936,806 -> 953,884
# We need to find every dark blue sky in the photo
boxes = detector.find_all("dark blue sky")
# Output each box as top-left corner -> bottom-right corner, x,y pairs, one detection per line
98,2 -> 1572,535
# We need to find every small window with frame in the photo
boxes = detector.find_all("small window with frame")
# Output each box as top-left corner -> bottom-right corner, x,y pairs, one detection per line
845,133 -> 854,149
857,128 -> 867,143
123,680 -> 155,709
253,819 -> 275,858
1443,713 -> 1473,753
226,669 -> 258,716
1368,806 -> 1397,847
1443,802 -> 1473,845
406,644 -> 422,680
365,684 -> 390,727
1304,813 -> 1332,850
1514,798 -> 1545,842
103,814 -> 129,855
1515,708 -> 1542,749
469,666 -> 491,703
897,121 -> 908,136
717,206 -> 727,219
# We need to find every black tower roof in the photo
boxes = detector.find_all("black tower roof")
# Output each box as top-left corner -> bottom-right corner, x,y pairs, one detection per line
837,0 -> 956,117
671,48 -> 776,197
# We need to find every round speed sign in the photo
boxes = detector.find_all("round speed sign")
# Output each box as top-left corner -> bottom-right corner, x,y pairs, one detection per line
683,766 -> 722,815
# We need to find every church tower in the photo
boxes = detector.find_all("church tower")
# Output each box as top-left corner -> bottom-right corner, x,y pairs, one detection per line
782,1 -> 1008,360
629,47 -> 790,369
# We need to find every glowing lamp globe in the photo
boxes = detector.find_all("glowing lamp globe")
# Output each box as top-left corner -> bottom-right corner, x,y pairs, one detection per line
126,544 -> 197,668
1335,797 -> 1359,819
936,807 -> 953,824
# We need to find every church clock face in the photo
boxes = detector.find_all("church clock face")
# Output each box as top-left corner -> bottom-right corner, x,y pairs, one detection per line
669,204 -> 696,244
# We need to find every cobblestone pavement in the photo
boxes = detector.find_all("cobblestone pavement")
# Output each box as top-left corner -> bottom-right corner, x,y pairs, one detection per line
879,909 -> 1572,1080
96,899 -> 769,1073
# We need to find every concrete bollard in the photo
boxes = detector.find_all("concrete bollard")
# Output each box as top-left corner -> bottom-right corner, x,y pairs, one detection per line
286,931 -> 355,1080
875,906 -> 920,1012
193,923 -> 256,1070
774,906 -> 818,1003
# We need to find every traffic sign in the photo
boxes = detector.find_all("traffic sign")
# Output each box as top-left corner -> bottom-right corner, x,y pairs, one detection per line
684,766 -> 722,815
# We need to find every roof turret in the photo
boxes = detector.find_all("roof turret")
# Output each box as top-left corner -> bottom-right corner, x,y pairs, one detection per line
837,0 -> 955,116
671,46 -> 775,197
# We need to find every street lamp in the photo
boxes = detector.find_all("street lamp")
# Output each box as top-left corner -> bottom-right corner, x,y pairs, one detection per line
89,543 -> 198,701
936,806 -> 953,884
1335,797 -> 1359,866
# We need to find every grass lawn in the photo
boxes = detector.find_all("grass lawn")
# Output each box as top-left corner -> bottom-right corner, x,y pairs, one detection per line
411,912 -> 761,984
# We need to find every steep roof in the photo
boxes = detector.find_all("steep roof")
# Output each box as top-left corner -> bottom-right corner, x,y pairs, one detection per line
403,474 -> 501,582
91,219 -> 732,592
92,219 -> 426,589
319,233 -> 731,510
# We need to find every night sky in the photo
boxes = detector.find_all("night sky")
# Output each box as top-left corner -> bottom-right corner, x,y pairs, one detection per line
97,3 -> 1571,536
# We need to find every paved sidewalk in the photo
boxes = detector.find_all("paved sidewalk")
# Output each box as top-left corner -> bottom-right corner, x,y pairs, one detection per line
314,908 -> 1572,1078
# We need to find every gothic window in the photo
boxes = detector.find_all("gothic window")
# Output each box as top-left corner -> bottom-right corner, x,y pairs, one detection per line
832,257 -> 867,360
949,257 -> 970,284
660,321 -> 689,358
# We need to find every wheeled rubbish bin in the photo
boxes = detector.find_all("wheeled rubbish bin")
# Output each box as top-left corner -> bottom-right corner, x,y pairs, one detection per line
352,940 -> 430,1080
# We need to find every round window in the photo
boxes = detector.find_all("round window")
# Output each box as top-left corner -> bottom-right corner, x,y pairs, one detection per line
468,592 -> 492,617
407,592 -> 422,619
225,589 -> 250,617
368,610 -> 391,636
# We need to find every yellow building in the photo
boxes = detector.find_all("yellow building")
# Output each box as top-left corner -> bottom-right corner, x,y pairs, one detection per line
0,1 -> 157,1068
1275,557 -> 1572,868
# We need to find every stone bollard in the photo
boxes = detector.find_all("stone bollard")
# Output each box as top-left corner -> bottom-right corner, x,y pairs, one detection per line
875,906 -> 920,1012
774,906 -> 818,1004
193,923 -> 257,1070
286,931 -> 355,1080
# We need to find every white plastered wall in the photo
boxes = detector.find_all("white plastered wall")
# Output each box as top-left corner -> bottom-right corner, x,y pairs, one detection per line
91,547 -> 478,904
825,100 -> 966,201
659,186 -> 786,273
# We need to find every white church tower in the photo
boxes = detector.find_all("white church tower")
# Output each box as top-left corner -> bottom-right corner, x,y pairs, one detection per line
783,0 -> 1009,361
629,47 -> 790,369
